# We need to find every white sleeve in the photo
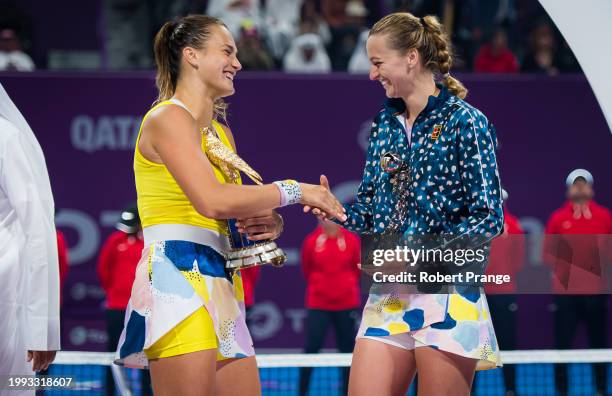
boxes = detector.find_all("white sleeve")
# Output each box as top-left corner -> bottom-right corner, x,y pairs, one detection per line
0,131 -> 60,351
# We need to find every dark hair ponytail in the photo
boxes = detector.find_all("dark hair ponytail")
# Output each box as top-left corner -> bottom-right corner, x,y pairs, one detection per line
154,20 -> 180,103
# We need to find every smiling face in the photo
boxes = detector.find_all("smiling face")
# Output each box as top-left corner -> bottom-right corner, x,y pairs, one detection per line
366,33 -> 417,98
186,24 -> 242,99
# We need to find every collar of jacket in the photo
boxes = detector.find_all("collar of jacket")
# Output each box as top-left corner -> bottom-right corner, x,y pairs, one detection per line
382,82 -> 450,117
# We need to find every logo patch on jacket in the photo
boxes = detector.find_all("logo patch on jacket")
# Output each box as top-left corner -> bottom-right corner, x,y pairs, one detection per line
431,124 -> 443,140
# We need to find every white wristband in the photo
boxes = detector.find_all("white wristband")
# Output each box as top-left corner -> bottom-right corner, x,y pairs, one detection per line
273,180 -> 302,207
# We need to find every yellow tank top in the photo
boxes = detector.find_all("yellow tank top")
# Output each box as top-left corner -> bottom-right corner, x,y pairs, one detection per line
134,100 -> 241,235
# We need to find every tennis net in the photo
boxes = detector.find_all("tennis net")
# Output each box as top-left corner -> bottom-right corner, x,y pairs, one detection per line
34,349 -> 612,395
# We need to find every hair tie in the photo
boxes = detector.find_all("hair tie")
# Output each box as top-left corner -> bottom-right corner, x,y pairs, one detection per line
442,72 -> 451,79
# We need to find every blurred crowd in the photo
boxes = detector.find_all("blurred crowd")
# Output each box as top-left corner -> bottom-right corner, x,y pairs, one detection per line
0,0 -> 581,75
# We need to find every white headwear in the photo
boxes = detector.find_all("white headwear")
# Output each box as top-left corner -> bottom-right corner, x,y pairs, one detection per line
283,33 -> 331,73
348,29 -> 371,74
566,168 -> 594,187
0,51 -> 36,71
206,0 -> 262,38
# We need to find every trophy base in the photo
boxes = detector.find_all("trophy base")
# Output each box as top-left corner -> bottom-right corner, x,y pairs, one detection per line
225,240 -> 286,272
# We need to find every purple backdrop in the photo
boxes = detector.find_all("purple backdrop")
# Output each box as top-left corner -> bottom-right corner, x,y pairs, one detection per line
1,72 -> 610,351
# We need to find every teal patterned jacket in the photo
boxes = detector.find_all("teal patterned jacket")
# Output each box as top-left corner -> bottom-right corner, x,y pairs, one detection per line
341,85 -> 504,247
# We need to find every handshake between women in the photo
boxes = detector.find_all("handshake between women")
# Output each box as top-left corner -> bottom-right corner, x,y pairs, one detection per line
301,175 -> 339,221
236,174 -> 344,241
299,175 -> 346,223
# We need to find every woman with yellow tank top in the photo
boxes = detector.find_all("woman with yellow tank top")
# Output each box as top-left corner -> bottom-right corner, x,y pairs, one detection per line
114,15 -> 346,396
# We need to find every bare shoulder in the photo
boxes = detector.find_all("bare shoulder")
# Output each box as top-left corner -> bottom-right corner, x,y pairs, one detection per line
143,104 -> 197,142
138,104 -> 199,163
217,122 -> 237,151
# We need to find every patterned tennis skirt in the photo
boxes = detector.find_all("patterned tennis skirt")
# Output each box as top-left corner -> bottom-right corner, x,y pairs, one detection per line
114,238 -> 253,368
358,285 -> 501,370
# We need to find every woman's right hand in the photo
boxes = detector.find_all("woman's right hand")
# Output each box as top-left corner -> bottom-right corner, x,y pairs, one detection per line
299,175 -> 346,222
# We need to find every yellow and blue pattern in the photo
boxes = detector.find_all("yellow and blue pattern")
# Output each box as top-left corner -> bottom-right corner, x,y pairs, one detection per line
115,240 -> 252,368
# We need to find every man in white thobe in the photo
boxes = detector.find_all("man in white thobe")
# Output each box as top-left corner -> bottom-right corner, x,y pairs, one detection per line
0,83 -> 60,395
283,33 -> 332,74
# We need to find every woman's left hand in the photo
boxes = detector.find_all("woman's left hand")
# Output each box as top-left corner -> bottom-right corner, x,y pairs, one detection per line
236,210 -> 284,241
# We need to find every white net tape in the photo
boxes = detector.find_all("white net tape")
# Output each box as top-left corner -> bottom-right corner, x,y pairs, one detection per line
54,349 -> 612,367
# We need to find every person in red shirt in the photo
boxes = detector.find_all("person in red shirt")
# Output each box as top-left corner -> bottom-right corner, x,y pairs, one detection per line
543,169 -> 612,396
299,219 -> 361,396
474,27 -> 519,74
482,189 -> 525,396
97,205 -> 149,396
240,266 -> 260,327
56,229 -> 69,306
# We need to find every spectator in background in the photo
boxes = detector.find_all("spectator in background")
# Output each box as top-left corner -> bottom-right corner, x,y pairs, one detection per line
97,205 -> 150,396
262,0 -> 302,61
345,0 -> 369,26
464,0 -> 517,47
322,0 -> 367,70
104,0 -> 197,70
283,33 -> 331,73
299,219 -> 361,396
0,28 -> 35,71
236,20 -> 275,70
321,0 -> 350,27
448,0 -> 518,71
521,21 -> 561,75
57,229 -> 69,306
206,0 -> 262,39
482,189 -> 524,396
240,266 -> 260,328
513,2 -> 581,73
0,1 -> 35,70
474,27 -> 518,73
543,169 -> 612,396
555,40 -> 581,73
300,0 -> 332,47
103,0 -> 153,69
348,29 -> 370,73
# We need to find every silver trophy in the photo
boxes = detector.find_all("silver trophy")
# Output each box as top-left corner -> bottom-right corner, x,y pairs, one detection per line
365,152 -> 411,265
380,152 -> 411,234
225,218 -> 286,273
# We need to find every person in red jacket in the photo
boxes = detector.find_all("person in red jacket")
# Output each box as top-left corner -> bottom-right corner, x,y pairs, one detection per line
482,189 -> 525,396
299,219 -> 361,396
474,27 -> 519,74
543,169 -> 612,396
97,205 -> 149,396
